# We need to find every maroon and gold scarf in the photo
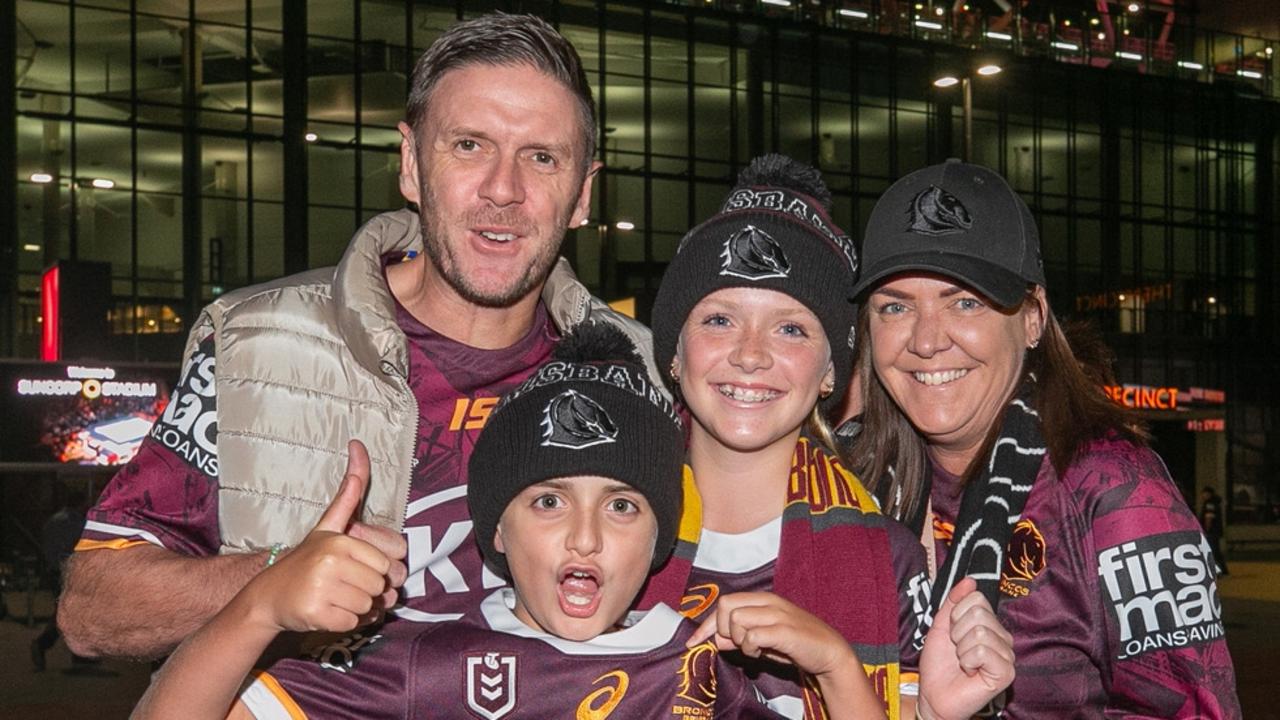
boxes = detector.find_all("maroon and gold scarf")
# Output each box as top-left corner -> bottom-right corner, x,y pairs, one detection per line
639,437 -> 902,719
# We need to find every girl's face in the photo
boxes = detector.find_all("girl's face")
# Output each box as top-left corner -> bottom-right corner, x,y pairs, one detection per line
674,287 -> 834,457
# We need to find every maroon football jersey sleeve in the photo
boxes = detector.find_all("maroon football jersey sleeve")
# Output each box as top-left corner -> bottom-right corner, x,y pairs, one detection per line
242,590 -> 783,719
77,334 -> 221,556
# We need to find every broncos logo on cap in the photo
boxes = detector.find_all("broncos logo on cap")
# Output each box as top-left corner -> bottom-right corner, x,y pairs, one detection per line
540,389 -> 618,450
908,185 -> 973,236
719,225 -> 791,280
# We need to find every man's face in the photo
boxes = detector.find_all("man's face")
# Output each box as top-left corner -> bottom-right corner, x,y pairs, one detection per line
398,63 -> 597,308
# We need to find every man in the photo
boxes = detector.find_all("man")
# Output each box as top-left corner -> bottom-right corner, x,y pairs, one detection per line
59,12 -> 657,660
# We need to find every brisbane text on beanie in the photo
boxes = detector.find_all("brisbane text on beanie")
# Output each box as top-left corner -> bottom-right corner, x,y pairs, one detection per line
650,154 -> 860,411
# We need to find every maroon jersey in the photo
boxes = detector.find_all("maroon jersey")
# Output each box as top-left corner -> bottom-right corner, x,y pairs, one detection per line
78,289 -> 558,622
929,437 -> 1241,718
240,590 -> 783,719
681,514 -> 927,717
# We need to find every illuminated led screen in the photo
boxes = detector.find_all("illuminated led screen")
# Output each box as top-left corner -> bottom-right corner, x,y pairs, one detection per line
0,361 -> 176,467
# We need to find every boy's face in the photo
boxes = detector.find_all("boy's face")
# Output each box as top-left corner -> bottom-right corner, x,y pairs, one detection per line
495,475 -> 658,642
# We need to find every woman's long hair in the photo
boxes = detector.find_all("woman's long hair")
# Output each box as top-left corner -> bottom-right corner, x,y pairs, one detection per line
844,290 -> 1147,524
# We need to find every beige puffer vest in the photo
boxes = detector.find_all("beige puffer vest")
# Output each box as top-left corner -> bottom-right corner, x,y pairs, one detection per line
183,208 -> 661,554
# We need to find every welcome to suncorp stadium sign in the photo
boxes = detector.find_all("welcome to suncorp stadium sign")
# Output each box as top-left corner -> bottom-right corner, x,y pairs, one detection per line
15,365 -> 158,400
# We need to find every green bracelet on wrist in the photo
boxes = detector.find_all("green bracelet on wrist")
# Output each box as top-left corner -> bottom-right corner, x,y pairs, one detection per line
265,543 -> 285,568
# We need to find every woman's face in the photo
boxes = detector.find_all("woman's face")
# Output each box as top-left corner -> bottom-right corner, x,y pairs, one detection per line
867,275 -> 1043,471
673,287 -> 834,456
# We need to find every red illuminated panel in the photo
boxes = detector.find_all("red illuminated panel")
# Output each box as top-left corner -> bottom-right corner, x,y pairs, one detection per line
41,265 -> 60,361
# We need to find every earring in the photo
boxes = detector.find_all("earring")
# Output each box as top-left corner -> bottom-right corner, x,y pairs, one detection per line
669,358 -> 680,383
820,382 -> 834,399
1028,337 -> 1041,350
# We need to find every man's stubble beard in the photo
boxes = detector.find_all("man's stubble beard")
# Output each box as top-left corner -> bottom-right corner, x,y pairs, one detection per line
415,174 -> 572,309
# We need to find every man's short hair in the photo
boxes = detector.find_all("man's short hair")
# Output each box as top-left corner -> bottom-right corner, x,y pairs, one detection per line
406,12 -> 597,172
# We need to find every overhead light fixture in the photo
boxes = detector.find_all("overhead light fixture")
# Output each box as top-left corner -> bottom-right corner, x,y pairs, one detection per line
1063,19 -> 1071,26
304,132 -> 318,142
23,244 -> 41,252
761,0 -> 791,6
1238,69 -> 1263,79
1090,17 -> 1100,25
838,8 -> 869,18
615,221 -> 635,231
1097,32 -> 1107,40
1207,296 -> 1217,304
934,6 -> 945,16
1126,2 -> 1140,11
933,76 -> 961,88
1117,52 -> 1144,61
1052,41 -> 1080,51
984,31 -> 1012,41
915,20 -> 944,30
30,172 -> 54,184
1177,61 -> 1204,70
977,64 -> 1002,75
91,178 -> 115,189
1117,294 -> 1126,301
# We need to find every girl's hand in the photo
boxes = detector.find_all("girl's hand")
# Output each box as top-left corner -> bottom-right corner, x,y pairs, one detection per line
686,592 -> 884,720
686,591 -> 854,674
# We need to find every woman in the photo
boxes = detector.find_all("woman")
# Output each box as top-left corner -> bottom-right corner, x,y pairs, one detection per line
642,155 -> 1013,720
846,159 -> 1241,717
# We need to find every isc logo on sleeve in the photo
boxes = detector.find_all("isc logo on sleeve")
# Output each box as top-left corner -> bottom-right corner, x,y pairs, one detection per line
1097,531 -> 1225,660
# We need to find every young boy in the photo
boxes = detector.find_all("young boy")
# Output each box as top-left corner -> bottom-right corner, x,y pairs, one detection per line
132,325 -> 882,719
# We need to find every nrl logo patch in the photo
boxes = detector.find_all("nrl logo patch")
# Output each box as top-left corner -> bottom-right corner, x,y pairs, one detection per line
908,185 -> 973,236
719,225 -> 791,280
465,652 -> 517,720
540,389 -> 618,450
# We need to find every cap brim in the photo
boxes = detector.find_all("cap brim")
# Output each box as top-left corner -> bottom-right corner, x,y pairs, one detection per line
851,252 -> 1030,309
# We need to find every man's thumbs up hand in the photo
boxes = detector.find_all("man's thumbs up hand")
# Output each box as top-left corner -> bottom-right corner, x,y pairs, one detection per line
243,440 -> 394,635
315,439 -> 373,534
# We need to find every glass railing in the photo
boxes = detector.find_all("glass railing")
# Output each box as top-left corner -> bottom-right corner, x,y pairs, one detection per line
663,0 -> 1278,100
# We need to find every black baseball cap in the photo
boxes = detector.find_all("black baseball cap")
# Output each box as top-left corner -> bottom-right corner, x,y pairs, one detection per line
852,159 -> 1045,308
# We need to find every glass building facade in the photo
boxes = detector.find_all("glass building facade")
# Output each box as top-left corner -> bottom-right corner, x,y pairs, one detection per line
2,0 -> 1278,513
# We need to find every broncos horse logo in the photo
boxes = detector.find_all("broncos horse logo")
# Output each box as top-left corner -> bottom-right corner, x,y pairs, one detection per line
719,225 -> 791,280
908,185 -> 973,236
675,642 -> 718,708
1003,518 -> 1046,582
540,389 -> 618,450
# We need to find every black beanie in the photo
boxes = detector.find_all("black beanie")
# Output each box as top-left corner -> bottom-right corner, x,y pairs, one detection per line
651,154 -> 860,411
467,323 -> 685,578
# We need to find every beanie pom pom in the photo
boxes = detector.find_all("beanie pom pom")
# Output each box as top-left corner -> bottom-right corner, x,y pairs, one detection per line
736,154 -> 833,212
553,321 -> 645,367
